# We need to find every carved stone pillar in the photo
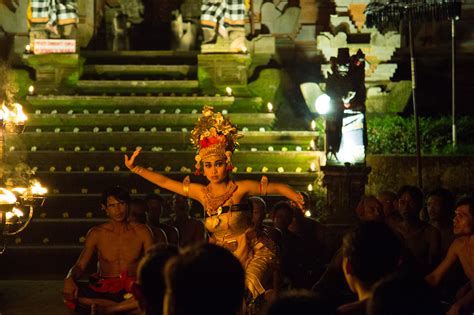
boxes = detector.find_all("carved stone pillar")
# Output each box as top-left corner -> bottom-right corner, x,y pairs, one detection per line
198,54 -> 251,96
321,164 -> 371,224
22,54 -> 82,94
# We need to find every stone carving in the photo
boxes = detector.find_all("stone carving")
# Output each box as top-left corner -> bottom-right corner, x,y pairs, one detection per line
317,30 -> 400,81
261,2 -> 301,36
105,0 -> 144,50
170,11 -> 198,51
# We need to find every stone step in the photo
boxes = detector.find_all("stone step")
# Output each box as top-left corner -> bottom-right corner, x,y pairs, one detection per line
5,151 -> 320,173
26,95 -> 263,112
76,79 -> 200,94
28,171 -> 320,195
12,219 -> 106,246
81,50 -> 198,65
6,131 -> 318,151
82,64 -> 197,79
24,113 -> 276,130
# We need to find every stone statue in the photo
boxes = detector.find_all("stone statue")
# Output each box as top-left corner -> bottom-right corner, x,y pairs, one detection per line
29,0 -> 79,40
200,0 -> 247,51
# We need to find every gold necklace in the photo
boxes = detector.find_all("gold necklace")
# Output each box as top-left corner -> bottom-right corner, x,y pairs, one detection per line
203,181 -> 237,214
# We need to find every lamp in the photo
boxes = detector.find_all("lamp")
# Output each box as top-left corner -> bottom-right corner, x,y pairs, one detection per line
0,102 -> 47,253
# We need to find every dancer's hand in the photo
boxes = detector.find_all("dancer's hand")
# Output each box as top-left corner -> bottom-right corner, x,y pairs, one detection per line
291,193 -> 305,211
124,147 -> 142,171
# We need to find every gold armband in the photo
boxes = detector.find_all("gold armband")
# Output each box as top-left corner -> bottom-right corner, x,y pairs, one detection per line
260,176 -> 268,196
131,166 -> 144,174
183,176 -> 190,197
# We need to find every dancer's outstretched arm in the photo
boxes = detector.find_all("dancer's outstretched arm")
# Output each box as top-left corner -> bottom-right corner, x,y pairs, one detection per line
237,179 -> 305,209
124,147 -> 203,202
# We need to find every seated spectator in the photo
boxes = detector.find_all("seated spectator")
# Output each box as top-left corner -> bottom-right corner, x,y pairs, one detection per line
377,190 -> 401,230
395,185 -> 441,272
129,197 -> 168,244
146,193 -> 180,245
62,186 -> 153,314
355,196 -> 384,222
313,195 -> 385,307
168,193 -> 206,247
132,244 -> 179,315
426,196 -> 474,315
426,188 -> 455,254
368,273 -> 443,315
164,243 -> 245,315
289,192 -> 330,283
250,196 -> 282,249
265,289 -> 335,315
272,201 -> 307,289
338,221 -> 402,315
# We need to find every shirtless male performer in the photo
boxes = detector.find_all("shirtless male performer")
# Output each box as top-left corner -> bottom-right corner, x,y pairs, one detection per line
63,186 -> 154,314
426,196 -> 474,315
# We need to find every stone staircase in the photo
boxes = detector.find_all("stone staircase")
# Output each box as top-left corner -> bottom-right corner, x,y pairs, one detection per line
0,50 -> 322,278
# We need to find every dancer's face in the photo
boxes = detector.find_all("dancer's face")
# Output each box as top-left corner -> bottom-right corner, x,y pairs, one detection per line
203,156 -> 227,184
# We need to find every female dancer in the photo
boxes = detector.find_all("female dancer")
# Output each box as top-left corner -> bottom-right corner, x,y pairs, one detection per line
124,106 -> 304,302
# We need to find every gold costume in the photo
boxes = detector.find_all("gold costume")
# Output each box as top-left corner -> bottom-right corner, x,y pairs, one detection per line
204,205 -> 277,299
189,106 -> 277,300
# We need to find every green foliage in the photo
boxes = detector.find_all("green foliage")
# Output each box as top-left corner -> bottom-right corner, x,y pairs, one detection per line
367,115 -> 474,154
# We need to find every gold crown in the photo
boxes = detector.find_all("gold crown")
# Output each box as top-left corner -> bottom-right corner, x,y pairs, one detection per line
190,106 -> 242,175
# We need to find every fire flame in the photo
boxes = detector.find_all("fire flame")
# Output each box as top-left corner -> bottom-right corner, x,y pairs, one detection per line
0,188 -> 17,204
0,103 -> 28,124
30,180 -> 47,195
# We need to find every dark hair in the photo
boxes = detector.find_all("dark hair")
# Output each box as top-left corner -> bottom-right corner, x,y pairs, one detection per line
397,185 -> 423,212
129,198 -> 148,224
368,273 -> 443,315
172,193 -> 191,211
100,186 -> 131,206
341,222 -> 401,290
272,201 -> 294,220
145,193 -> 164,203
266,290 -> 334,315
137,244 -> 179,315
249,196 -> 266,210
165,243 -> 245,315
455,195 -> 474,223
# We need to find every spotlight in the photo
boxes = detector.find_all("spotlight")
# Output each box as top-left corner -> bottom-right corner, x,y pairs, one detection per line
315,94 -> 331,115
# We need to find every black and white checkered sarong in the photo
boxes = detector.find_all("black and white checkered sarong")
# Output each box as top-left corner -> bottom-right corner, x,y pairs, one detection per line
201,0 -> 245,36
31,0 -> 78,25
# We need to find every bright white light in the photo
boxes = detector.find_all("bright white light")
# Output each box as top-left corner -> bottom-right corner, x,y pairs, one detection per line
310,162 -> 316,172
225,87 -> 233,96
315,94 -> 331,115
307,184 -> 313,191
25,45 -> 31,52
304,210 -> 312,217
310,120 -> 316,130
241,46 -> 248,53
309,139 -> 316,150
28,85 -> 35,95
12,207 -> 24,217
267,102 -> 273,112
0,188 -> 17,204
30,180 -> 48,195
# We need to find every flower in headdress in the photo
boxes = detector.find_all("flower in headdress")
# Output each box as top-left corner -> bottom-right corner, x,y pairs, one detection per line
190,106 -> 243,175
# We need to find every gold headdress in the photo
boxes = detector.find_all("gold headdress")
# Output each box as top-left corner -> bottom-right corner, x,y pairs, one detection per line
190,106 -> 242,175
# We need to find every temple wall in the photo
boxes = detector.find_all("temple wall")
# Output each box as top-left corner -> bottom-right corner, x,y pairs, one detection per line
366,154 -> 474,196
